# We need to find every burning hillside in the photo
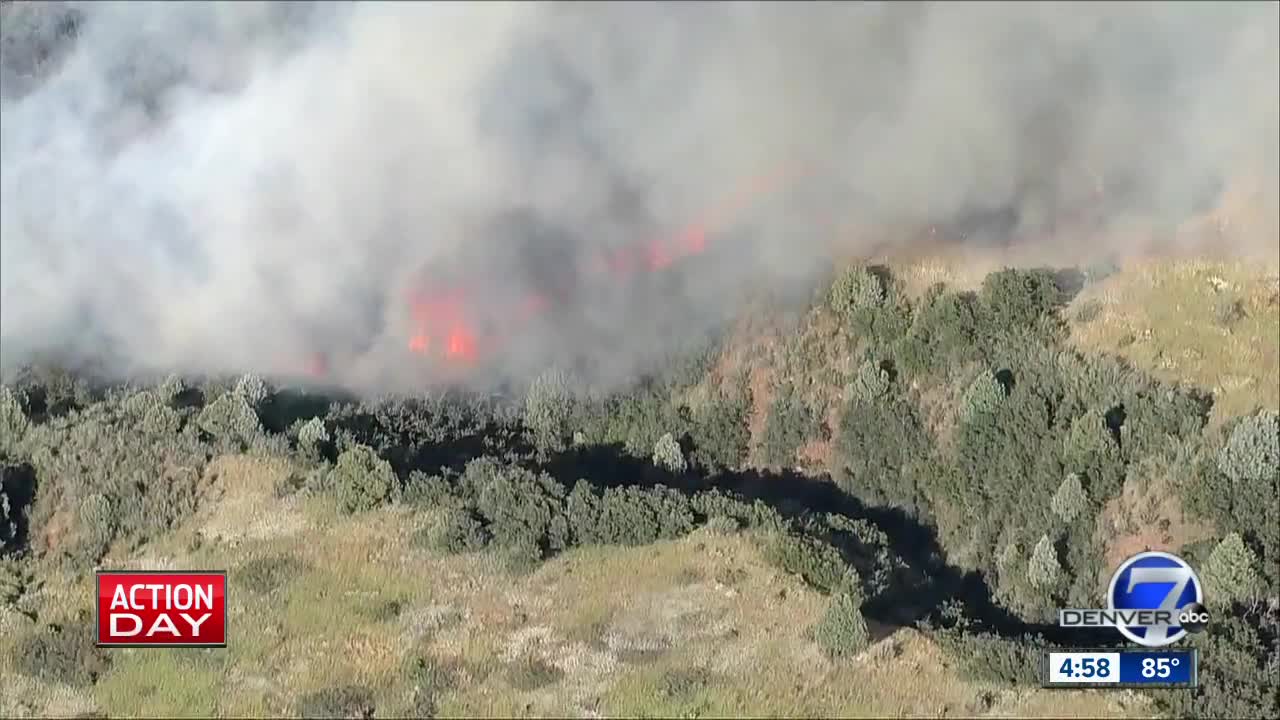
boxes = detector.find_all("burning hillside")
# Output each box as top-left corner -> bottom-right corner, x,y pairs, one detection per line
1,3 -> 1275,393
390,158 -> 808,375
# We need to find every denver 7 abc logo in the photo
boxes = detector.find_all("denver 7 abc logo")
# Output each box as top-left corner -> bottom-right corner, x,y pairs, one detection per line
1059,551 -> 1211,647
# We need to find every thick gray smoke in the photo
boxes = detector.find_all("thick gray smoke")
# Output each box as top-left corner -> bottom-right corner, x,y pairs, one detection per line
1,1 -> 1276,393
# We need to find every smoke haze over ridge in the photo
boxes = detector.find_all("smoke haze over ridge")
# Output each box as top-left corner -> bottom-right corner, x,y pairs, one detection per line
1,1 -> 1276,393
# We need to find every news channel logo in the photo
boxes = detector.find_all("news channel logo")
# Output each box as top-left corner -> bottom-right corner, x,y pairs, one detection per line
1059,551 -> 1210,648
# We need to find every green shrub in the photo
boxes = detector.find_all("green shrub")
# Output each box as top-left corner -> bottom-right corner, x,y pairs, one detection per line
1050,473 -> 1089,523
297,417 -> 330,452
18,396 -> 208,564
297,685 -> 375,719
1114,382 -> 1209,463
1027,534 -> 1061,590
331,445 -> 397,514
977,268 -> 1064,336
761,383 -> 818,468
578,386 -> 683,458
815,588 -> 871,657
121,389 -> 183,435
0,556 -> 31,606
960,371 -> 1006,420
9,364 -> 96,419
1201,533 -> 1265,608
898,286 -> 981,376
651,432 -> 686,473
196,391 -> 261,445
402,471 -> 456,508
687,390 -> 750,473
422,506 -> 490,554
705,515 -> 741,534
1183,425 -> 1280,592
14,621 -> 110,687
1218,410 -> 1279,483
157,374 -> 187,405
1062,408 -> 1126,504
525,369 -> 574,452
829,266 -> 885,318
761,531 -> 852,594
465,460 -> 569,554
836,393 -> 930,511
77,493 -> 116,559
0,385 -> 29,452
234,373 -> 271,410
690,490 -> 783,531
847,361 -> 890,403
933,628 -> 1046,686
990,529 -> 1062,621
572,484 -> 696,547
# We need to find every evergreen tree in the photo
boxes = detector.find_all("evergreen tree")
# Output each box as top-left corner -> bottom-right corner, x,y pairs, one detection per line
0,386 -> 28,453
525,369 -> 574,453
331,445 -> 397,514
815,588 -> 871,657
297,417 -> 330,451
1218,410 -> 1280,483
1203,533 -> 1265,608
848,361 -> 890,403
1028,534 -> 1061,589
652,432 -> 686,473
1050,473 -> 1089,523
234,373 -> 271,410
961,371 -> 1005,420
829,266 -> 884,319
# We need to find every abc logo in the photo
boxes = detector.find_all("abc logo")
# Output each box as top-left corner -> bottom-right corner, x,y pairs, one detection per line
1178,602 -> 1211,634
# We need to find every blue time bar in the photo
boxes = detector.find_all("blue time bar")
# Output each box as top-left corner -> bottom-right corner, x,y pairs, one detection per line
1043,648 -> 1198,689
1119,649 -> 1197,686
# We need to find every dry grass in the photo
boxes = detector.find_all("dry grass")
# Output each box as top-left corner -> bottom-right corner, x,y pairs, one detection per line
1068,259 -> 1280,424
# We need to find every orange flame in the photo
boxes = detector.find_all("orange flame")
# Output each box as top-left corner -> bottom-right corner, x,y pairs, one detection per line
445,326 -> 478,362
400,157 -> 812,368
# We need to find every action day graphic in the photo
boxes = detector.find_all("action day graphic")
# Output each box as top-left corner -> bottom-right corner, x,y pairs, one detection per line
95,570 -> 228,647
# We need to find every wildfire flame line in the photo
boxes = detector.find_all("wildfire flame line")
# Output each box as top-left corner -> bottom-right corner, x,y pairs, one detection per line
323,156 -> 814,376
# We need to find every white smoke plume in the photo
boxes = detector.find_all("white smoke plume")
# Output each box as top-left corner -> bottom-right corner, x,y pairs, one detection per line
1,1 -> 1276,393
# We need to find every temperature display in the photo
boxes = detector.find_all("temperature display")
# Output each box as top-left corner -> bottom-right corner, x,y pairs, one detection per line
1043,649 -> 1198,688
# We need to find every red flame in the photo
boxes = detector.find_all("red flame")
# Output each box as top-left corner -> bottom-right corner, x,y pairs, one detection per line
445,325 -> 478,362
398,158 -> 811,369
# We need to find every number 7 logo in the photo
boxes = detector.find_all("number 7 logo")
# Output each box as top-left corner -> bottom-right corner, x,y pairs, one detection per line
1108,551 -> 1204,648
1126,566 -> 1194,644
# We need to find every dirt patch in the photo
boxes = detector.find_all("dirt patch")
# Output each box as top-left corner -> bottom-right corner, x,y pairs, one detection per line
37,507 -> 74,557
797,399 -> 843,473
1096,465 -> 1214,584
913,367 -> 975,452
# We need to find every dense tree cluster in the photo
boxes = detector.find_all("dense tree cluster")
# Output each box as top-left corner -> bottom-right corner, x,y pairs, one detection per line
803,265 -> 1278,716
